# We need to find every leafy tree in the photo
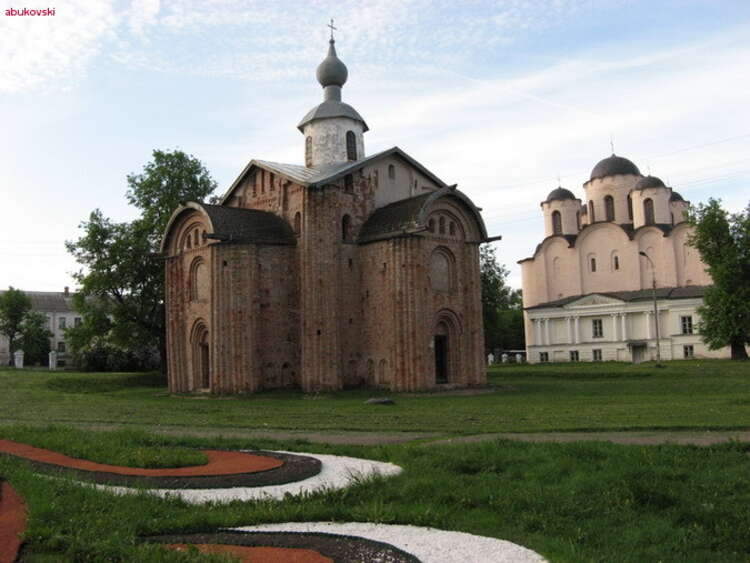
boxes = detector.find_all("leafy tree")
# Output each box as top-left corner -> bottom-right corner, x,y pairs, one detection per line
688,199 -> 750,359
19,311 -> 52,366
480,245 -> 524,353
66,150 -> 217,371
0,287 -> 32,365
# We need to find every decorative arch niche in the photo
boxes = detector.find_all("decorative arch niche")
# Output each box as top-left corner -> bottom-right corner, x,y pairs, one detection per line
189,257 -> 208,302
190,320 -> 210,390
429,247 -> 456,293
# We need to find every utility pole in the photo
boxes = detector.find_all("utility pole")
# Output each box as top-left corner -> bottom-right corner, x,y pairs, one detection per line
639,251 -> 661,365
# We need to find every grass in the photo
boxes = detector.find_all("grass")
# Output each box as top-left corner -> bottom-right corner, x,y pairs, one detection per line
2,426 -> 750,562
0,360 -> 748,435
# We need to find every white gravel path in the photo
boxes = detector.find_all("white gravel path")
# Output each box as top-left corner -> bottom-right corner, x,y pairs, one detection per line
90,450 -> 402,504
230,522 -> 547,562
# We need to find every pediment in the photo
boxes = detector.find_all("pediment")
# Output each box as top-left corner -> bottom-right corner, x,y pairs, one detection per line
565,293 -> 624,308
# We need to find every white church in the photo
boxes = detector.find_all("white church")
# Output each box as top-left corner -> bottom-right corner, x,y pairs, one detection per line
519,153 -> 732,363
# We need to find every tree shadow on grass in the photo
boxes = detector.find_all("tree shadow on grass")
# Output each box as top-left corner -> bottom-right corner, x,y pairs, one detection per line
45,372 -> 165,393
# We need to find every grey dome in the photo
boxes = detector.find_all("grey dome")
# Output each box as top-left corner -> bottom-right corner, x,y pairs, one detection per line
590,154 -> 640,181
545,187 -> 576,202
634,175 -> 666,190
670,191 -> 685,202
316,39 -> 348,87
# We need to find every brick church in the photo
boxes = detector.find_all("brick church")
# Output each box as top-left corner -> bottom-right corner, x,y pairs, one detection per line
161,36 -> 492,393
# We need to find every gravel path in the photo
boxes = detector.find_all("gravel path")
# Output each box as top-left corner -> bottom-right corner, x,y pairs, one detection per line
230,522 -> 546,563
93,451 -> 402,504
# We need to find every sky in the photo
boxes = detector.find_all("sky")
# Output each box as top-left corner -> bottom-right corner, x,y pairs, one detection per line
1,0 -> 749,292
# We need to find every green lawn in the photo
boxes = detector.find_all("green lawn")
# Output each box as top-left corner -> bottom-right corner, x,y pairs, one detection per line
0,360 -> 748,434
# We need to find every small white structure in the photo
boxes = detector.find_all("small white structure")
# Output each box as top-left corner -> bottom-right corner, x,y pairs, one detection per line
487,353 -> 495,365
13,350 -> 24,369
48,350 -> 57,370
501,353 -> 509,363
515,353 -> 523,363
519,154 -> 739,363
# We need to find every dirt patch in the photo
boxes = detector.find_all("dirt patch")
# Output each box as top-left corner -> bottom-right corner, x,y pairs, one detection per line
167,543 -> 333,562
146,531 -> 420,563
0,440 -> 322,489
0,480 -> 26,563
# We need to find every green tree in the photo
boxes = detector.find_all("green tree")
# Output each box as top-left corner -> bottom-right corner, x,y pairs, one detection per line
688,199 -> 750,359
480,245 -> 524,353
66,150 -> 217,371
19,311 -> 52,366
0,287 -> 32,365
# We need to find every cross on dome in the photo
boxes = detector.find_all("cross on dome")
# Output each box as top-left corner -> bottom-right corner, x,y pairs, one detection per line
327,18 -> 337,40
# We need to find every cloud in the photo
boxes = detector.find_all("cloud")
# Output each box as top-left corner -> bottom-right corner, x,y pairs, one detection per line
0,0 -> 119,93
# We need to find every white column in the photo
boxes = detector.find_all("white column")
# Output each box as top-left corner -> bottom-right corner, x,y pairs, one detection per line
574,316 -> 580,344
533,319 -> 541,345
645,311 -> 652,339
544,318 -> 551,345
611,314 -> 618,341
566,317 -> 572,344
621,313 -> 627,341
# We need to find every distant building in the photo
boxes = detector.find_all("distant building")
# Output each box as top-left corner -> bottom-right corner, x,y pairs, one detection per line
519,154 -> 734,363
160,38 -> 491,393
0,287 -> 79,366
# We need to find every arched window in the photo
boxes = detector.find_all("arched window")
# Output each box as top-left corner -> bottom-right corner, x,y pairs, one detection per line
613,254 -> 620,271
590,256 -> 597,272
193,230 -> 199,246
388,164 -> 395,179
551,210 -> 562,234
344,174 -> 353,193
576,210 -> 581,231
341,214 -> 351,242
449,222 -> 456,236
294,212 -> 301,236
439,216 -> 446,235
428,219 -> 435,233
189,257 -> 208,302
305,136 -> 312,167
671,212 -> 674,226
429,248 -> 454,292
604,195 -> 615,221
201,230 -> 207,244
346,131 -> 357,161
644,198 -> 655,225
589,200 -> 595,222
627,194 -> 633,220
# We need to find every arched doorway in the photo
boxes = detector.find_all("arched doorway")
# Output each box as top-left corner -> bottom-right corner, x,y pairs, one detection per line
434,322 -> 449,384
433,311 -> 461,386
191,321 -> 210,390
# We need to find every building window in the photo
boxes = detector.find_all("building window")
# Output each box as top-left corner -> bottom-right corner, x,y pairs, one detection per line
449,222 -> 456,236
681,315 -> 693,335
552,210 -> 562,234
344,174 -> 353,193
294,212 -> 301,236
683,344 -> 694,359
590,257 -> 597,272
593,349 -> 602,361
604,195 -> 615,221
305,136 -> 313,167
589,200 -> 595,222
346,130 -> 357,161
627,193 -> 633,220
388,164 -> 395,179
341,214 -> 351,242
539,352 -> 549,363
570,350 -> 579,362
439,216 -> 445,234
74,317 -> 82,327
428,219 -> 435,233
576,210 -> 581,230
613,255 -> 620,271
592,319 -> 603,338
57,341 -> 66,353
58,317 -> 66,330
644,198 -> 655,225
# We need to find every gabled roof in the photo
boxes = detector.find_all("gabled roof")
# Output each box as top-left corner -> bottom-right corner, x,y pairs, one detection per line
220,147 -> 447,205
0,290 -> 75,313
526,285 -> 709,310
160,202 -> 296,252
358,185 -> 489,243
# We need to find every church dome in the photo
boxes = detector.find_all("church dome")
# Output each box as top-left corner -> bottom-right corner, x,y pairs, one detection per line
670,191 -> 685,202
590,154 -> 640,181
316,39 -> 348,87
634,175 -> 666,190
545,187 -> 576,202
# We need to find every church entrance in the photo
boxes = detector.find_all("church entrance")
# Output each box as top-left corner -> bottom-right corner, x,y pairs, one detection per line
191,321 -> 210,391
434,334 -> 448,383
199,339 -> 210,388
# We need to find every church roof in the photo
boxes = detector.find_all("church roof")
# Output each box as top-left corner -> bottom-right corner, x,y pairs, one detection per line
633,175 -> 666,190
544,186 -> 577,203
589,154 -> 641,181
160,203 -> 296,252
220,146 -> 447,204
358,185 -> 489,243
526,285 -> 709,310
670,191 -> 685,202
297,101 -> 368,132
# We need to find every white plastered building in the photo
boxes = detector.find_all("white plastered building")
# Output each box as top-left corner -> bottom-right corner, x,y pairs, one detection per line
519,154 -> 733,363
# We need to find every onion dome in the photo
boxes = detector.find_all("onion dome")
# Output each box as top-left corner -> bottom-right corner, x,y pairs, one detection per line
590,154 -> 641,181
670,191 -> 685,202
634,175 -> 666,190
316,39 -> 348,87
545,186 -> 576,202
